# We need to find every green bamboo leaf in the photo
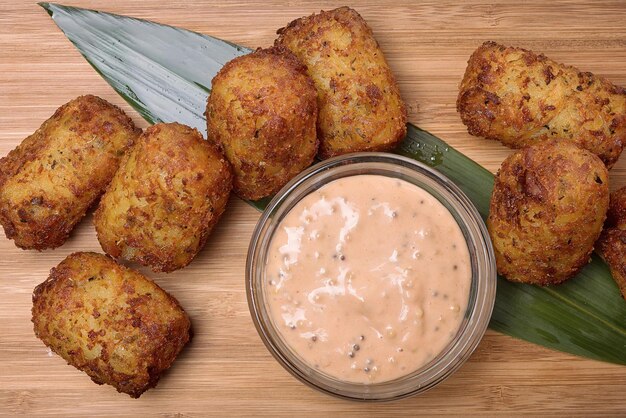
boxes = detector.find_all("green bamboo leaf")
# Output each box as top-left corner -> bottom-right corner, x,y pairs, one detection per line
40,2 -> 251,131
41,2 -> 626,365
400,125 -> 626,365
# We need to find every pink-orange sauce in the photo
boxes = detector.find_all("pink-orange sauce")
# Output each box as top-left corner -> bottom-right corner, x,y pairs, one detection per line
265,175 -> 471,383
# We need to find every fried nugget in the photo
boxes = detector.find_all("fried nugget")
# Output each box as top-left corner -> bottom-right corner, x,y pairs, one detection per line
487,140 -> 609,285
94,123 -> 232,272
457,41 -> 626,168
275,7 -> 407,159
32,252 -> 191,398
0,95 -> 140,250
597,187 -> 626,298
206,47 -> 317,200
605,186 -> 626,230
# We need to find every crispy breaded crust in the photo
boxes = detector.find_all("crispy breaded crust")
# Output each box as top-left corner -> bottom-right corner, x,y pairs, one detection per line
275,7 -> 407,159
487,140 -> 609,285
597,187 -> 626,298
457,41 -> 626,168
32,252 -> 191,398
598,229 -> 626,299
0,95 -> 140,250
206,47 -> 318,200
605,186 -> 626,230
94,123 -> 232,272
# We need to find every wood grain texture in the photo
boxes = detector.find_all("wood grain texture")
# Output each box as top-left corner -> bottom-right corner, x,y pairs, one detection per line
1,0 -> 626,415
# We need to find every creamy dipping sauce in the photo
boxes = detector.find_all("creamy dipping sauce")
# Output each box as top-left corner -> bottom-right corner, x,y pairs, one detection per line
265,175 -> 471,384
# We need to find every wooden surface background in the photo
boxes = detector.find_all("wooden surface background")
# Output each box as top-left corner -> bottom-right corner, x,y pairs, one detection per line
1,0 -> 626,416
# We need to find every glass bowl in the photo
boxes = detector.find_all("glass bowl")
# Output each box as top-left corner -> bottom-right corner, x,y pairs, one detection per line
246,152 -> 496,401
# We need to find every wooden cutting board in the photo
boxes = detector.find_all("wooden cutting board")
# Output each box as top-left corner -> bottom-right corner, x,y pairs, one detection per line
1,0 -> 625,415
